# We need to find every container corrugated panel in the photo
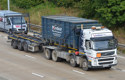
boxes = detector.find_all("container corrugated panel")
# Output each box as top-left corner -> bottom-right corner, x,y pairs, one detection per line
42,16 -> 100,49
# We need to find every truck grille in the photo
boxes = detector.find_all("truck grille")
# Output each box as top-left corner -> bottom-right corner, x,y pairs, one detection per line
101,51 -> 114,56
98,58 -> 114,61
98,57 -> 114,65
99,62 -> 113,65
18,29 -> 25,31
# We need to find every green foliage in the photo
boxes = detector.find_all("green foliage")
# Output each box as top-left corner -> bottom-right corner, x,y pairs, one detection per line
95,0 -> 125,27
0,0 -> 8,9
75,0 -> 95,18
76,0 -> 125,27
49,0 -> 80,8
12,0 -> 44,9
0,0 -> 124,27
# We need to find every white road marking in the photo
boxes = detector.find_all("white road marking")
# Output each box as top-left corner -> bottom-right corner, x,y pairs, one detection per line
4,36 -> 7,39
25,55 -> 36,59
117,55 -> 125,59
32,73 -> 44,78
112,67 -> 116,70
112,67 -> 125,73
73,70 -> 85,74
121,70 -> 125,72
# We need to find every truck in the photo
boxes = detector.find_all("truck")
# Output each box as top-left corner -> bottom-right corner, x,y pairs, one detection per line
8,16 -> 118,71
0,10 -> 28,34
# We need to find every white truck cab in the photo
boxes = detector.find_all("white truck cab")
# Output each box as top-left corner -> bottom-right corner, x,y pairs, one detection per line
0,10 -> 28,34
81,26 -> 117,69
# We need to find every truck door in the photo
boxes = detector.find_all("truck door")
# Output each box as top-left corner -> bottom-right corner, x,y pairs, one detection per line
85,40 -> 92,55
0,17 -> 4,30
5,18 -> 11,31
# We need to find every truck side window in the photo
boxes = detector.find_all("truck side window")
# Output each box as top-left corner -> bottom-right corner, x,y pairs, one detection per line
85,40 -> 91,50
7,18 -> 11,25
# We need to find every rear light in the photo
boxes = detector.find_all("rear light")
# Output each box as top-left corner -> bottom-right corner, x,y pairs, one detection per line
96,53 -> 101,57
75,51 -> 79,55
0,17 -> 3,21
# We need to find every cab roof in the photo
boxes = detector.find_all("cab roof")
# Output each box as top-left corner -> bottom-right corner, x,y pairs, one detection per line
0,10 -> 22,17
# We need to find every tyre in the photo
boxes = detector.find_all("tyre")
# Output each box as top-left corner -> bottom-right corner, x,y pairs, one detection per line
11,40 -> 14,46
39,44 -> 44,52
24,31 -> 28,34
12,40 -> 18,49
82,59 -> 89,71
23,42 -> 28,52
18,41 -> 24,51
9,29 -> 13,35
44,49 -> 52,60
52,50 -> 61,62
70,55 -> 77,67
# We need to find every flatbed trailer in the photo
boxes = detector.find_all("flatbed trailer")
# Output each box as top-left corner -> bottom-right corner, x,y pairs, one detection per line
9,34 -> 43,52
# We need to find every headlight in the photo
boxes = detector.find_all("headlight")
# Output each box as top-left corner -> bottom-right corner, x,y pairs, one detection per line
93,58 -> 97,65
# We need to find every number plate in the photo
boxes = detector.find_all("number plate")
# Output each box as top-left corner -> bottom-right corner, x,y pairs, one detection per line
103,65 -> 109,67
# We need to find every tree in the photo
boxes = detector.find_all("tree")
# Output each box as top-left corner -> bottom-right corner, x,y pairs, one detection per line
96,0 -> 125,27
12,0 -> 44,9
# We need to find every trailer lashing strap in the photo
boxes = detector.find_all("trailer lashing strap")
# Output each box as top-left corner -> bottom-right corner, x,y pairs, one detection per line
9,37 -> 18,40
14,35 -> 39,43
54,43 -> 78,50
18,34 -> 42,42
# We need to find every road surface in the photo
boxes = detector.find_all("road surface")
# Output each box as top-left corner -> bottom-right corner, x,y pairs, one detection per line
0,32 -> 125,80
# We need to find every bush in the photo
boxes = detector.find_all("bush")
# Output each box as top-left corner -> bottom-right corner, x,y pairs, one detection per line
0,0 -> 8,10
96,0 -> 125,27
12,0 -> 44,9
76,0 -> 125,27
49,0 -> 80,8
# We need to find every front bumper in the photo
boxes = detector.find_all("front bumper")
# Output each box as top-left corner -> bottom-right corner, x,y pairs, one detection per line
88,56 -> 117,68
11,28 -> 27,34
88,62 -> 117,68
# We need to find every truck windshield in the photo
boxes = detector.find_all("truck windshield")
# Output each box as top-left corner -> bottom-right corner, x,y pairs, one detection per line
10,17 -> 25,24
93,39 -> 116,51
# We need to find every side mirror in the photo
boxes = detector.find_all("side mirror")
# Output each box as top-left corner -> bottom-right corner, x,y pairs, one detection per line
115,39 -> 118,48
89,41 -> 93,49
85,41 -> 92,50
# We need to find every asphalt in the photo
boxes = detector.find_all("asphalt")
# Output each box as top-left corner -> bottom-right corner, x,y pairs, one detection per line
0,32 -> 125,80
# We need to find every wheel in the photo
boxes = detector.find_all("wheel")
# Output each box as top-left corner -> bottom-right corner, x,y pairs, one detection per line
11,40 -> 14,46
39,44 -> 44,52
105,66 -> 111,69
82,59 -> 89,71
52,50 -> 61,62
70,55 -> 77,67
9,29 -> 13,35
18,41 -> 24,51
12,40 -> 18,49
24,31 -> 28,34
23,42 -> 28,52
44,49 -> 52,60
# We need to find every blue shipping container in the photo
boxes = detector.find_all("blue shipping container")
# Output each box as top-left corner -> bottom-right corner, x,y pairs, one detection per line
42,16 -> 101,50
